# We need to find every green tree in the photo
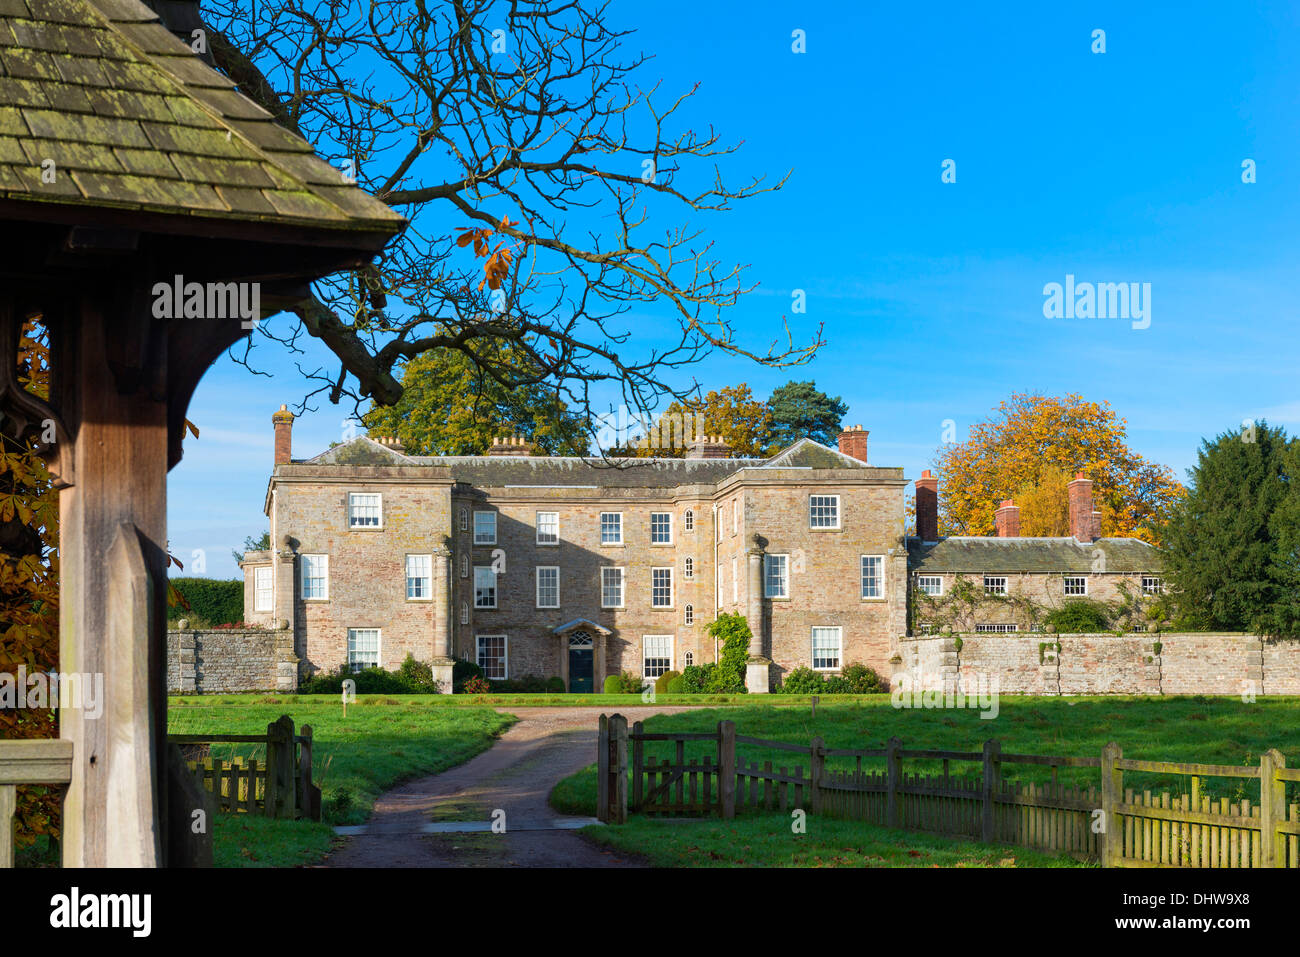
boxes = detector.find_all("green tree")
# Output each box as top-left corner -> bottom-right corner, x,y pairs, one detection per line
232,531 -> 270,565
1163,421 -> 1294,633
615,385 -> 775,458
364,341 -> 590,456
1264,435 -> 1300,637
768,380 -> 848,448
704,612 -> 751,692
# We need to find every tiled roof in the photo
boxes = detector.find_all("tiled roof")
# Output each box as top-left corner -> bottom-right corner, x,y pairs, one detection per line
758,437 -> 874,469
907,536 -> 1163,574
0,0 -> 404,233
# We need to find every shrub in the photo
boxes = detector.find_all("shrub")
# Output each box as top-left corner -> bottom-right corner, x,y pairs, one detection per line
680,663 -> 713,694
545,676 -> 566,693
778,666 -> 825,694
666,675 -> 686,694
602,674 -> 624,694
453,658 -> 484,693
838,662 -> 885,693
1044,599 -> 1111,633
654,670 -> 681,695
702,613 -> 751,693
169,577 -> 243,626
616,670 -> 646,694
462,676 -> 492,694
396,653 -> 441,693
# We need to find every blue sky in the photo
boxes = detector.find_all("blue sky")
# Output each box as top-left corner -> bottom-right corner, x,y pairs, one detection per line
169,1 -> 1300,580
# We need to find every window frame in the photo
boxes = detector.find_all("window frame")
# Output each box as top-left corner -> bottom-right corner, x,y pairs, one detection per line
405,553 -> 433,601
1141,576 -> 1163,596
684,604 -> 694,626
473,510 -> 497,545
601,566 -> 626,609
860,554 -> 885,600
346,627 -> 380,672
764,553 -> 789,599
684,556 -> 694,581
473,565 -> 498,608
599,511 -> 623,546
811,626 -> 842,671
650,511 -> 674,545
809,494 -> 841,530
651,566 -> 674,608
684,508 -> 695,532
476,634 -> 508,680
300,553 -> 329,601
253,565 -> 273,612
459,507 -> 468,531
642,634 -> 674,679
535,565 -> 561,609
983,575 -> 1008,596
916,575 -> 943,597
1063,575 -> 1088,596
536,511 -> 559,546
974,623 -> 1019,634
347,491 -> 383,529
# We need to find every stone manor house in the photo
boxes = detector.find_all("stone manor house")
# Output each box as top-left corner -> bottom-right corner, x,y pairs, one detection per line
240,407 -> 1163,692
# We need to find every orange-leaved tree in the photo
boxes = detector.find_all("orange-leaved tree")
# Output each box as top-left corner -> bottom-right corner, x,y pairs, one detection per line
932,393 -> 1183,543
616,384 -> 776,458
0,319 -> 60,850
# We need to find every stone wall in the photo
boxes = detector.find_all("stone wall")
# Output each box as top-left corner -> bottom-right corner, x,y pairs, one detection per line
893,632 -> 1300,696
167,628 -> 298,694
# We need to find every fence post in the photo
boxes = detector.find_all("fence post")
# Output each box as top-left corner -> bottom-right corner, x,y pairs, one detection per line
1100,741 -> 1123,867
718,720 -> 736,819
632,720 -> 645,811
596,714 -> 610,823
1260,749 -> 1286,868
981,739 -> 1001,843
809,736 -> 824,815
298,725 -> 321,822
609,713 -> 628,825
264,715 -> 296,820
886,736 -> 902,829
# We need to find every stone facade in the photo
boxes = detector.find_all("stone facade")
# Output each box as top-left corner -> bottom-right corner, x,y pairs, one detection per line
241,411 -> 909,690
167,628 -> 297,694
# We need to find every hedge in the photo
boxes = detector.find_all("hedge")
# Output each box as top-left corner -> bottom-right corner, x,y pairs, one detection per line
169,577 -> 243,626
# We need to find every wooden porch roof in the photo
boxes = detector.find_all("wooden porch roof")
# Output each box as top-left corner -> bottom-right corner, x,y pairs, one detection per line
0,0 -> 404,241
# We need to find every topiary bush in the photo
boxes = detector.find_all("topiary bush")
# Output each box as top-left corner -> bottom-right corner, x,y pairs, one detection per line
654,670 -> 681,694
1044,599 -> 1111,634
602,674 -> 624,694
666,675 -> 686,694
545,676 -> 565,692
299,657 -> 444,695
168,577 -> 243,626
838,662 -> 885,693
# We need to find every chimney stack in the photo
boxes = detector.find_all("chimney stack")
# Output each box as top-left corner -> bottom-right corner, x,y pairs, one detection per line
375,435 -> 406,455
1068,472 -> 1100,542
915,470 -> 939,542
837,424 -> 868,462
272,404 -> 294,466
994,499 -> 1020,538
488,433 -> 534,457
685,434 -> 732,459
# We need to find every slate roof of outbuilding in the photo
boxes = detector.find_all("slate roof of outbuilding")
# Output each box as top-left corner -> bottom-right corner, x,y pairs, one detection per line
0,0 -> 404,232
907,536 -> 1163,574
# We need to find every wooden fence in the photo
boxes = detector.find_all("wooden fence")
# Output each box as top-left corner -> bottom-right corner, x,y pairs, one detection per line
595,714 -> 1300,868
167,714 -> 321,821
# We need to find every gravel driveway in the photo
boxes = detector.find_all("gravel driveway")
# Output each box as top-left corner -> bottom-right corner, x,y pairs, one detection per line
325,706 -> 690,868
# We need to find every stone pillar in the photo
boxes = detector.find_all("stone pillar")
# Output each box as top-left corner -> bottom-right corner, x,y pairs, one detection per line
430,541 -> 455,693
274,534 -> 297,669
745,537 -> 770,693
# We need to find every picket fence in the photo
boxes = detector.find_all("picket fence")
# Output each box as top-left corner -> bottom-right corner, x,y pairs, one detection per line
595,714 -> 1300,868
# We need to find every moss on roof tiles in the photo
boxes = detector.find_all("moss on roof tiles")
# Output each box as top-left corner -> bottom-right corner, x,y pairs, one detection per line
0,0 -> 403,235
907,536 -> 1163,574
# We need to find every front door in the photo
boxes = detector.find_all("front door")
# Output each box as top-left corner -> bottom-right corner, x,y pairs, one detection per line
568,630 -> 594,693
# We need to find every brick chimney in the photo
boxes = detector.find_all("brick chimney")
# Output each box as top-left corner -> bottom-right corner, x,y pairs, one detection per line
488,433 -> 533,456
1068,472 -> 1100,542
685,434 -> 731,459
994,499 -> 1020,538
272,404 -> 293,466
915,470 -> 939,542
837,424 -> 868,462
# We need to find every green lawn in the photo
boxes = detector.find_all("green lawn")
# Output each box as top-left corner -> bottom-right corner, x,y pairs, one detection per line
553,695 -> 1300,867
167,697 -> 517,866
170,692 -> 797,708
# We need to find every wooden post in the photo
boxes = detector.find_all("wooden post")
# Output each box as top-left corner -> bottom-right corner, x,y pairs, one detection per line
631,720 -> 644,810
982,739 -> 1001,843
718,720 -> 736,819
57,298 -> 171,867
609,713 -> 628,824
596,714 -> 609,822
809,736 -> 825,815
886,736 -> 902,829
0,784 -> 14,869
1260,749 -> 1286,868
1100,741 -> 1123,867
298,725 -> 320,821
264,715 -> 297,819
